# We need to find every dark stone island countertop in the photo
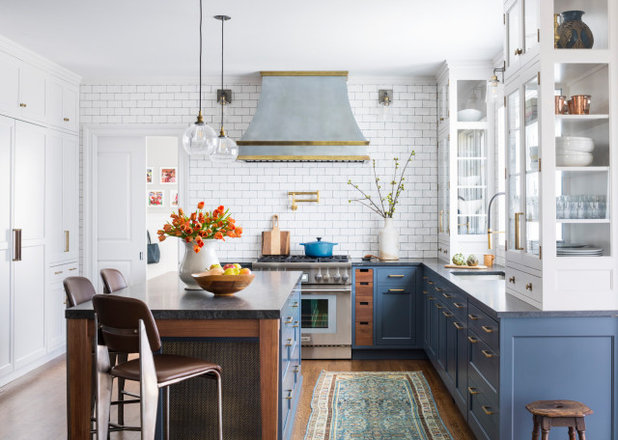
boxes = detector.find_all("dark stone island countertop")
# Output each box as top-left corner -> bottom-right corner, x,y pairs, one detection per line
353,258 -> 618,319
65,270 -> 303,320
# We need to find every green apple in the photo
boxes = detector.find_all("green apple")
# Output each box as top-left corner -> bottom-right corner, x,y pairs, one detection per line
209,263 -> 222,270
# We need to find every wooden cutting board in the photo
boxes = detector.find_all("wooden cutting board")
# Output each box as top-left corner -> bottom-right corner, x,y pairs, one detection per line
444,264 -> 488,270
261,215 -> 290,255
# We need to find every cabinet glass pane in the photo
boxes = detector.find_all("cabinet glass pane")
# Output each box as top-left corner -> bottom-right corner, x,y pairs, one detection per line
507,90 -> 521,250
507,0 -> 522,68
457,80 -> 487,122
524,0 -> 539,53
457,129 -> 487,235
438,136 -> 450,234
524,77 -> 540,255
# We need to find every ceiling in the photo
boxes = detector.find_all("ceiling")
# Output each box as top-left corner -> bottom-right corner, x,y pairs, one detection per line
0,0 -> 503,81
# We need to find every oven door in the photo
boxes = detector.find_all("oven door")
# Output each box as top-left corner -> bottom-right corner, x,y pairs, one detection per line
300,287 -> 351,346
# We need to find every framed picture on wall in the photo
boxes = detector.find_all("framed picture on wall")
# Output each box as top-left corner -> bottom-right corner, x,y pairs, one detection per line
146,167 -> 153,183
148,190 -> 164,207
170,189 -> 179,207
160,167 -> 177,184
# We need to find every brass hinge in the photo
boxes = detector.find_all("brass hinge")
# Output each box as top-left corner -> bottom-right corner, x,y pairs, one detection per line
537,72 -> 541,85
503,13 -> 506,25
539,245 -> 542,259
505,168 -> 507,179
537,28 -> 540,43
505,241 -> 508,251
538,158 -> 542,172
448,134 -> 450,141
504,96 -> 507,106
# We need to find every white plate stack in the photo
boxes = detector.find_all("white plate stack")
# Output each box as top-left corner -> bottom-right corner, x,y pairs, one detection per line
556,136 -> 594,166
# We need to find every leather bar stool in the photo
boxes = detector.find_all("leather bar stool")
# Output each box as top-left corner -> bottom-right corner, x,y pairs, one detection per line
92,294 -> 223,440
63,276 -> 140,436
526,400 -> 593,440
100,268 -> 128,293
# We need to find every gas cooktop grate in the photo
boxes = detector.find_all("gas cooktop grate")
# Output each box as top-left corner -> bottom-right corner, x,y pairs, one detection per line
257,255 -> 349,263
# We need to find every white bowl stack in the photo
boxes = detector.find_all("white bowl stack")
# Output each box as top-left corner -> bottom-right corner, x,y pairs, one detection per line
556,136 -> 595,166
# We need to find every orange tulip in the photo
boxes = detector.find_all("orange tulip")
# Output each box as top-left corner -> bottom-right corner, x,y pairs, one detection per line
163,224 -> 171,232
197,201 -> 205,210
214,231 -> 224,240
158,235 -> 166,242
217,205 -> 224,212
193,245 -> 200,253
185,236 -> 192,243
235,227 -> 243,235
227,230 -> 236,238
190,213 -> 197,221
178,208 -> 184,216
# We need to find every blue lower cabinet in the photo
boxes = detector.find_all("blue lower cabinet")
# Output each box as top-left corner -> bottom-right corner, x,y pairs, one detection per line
279,287 -> 302,440
454,320 -> 468,412
444,311 -> 458,386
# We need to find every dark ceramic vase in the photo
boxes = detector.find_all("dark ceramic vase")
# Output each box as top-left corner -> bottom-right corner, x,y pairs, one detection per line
557,10 -> 594,49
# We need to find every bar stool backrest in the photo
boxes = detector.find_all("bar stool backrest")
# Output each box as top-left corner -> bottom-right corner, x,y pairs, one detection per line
92,294 -> 162,353
63,276 -> 97,307
100,268 -> 128,293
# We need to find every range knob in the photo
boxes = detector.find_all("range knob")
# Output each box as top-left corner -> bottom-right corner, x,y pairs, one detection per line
322,268 -> 330,282
314,269 -> 323,282
333,269 -> 342,282
341,269 -> 349,283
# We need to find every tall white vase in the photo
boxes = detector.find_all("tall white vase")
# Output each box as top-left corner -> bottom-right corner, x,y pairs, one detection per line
379,218 -> 400,261
179,239 -> 220,290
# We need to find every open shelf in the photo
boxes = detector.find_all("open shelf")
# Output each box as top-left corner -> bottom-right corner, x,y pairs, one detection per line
557,219 -> 610,224
555,166 -> 609,172
555,114 -> 609,120
554,0 -> 609,50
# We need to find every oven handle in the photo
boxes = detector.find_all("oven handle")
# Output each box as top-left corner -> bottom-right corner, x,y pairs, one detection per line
301,288 -> 351,294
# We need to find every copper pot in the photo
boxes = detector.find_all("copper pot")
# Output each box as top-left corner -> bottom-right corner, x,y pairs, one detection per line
555,95 -> 567,114
568,95 -> 591,115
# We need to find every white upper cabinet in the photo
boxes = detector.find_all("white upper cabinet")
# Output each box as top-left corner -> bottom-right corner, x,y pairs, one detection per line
46,77 -> 78,133
17,63 -> 46,122
0,51 -> 20,116
504,0 -> 540,77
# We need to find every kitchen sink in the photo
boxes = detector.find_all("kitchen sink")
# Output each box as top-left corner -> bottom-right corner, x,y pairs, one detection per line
450,271 -> 505,281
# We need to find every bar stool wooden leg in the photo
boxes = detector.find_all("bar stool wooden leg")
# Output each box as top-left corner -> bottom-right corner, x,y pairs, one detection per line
541,417 -> 551,440
568,426 -> 576,440
214,370 -> 223,440
531,415 -> 541,440
576,417 -> 587,440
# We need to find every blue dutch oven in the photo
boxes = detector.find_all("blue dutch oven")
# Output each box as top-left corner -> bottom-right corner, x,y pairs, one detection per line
299,237 -> 338,257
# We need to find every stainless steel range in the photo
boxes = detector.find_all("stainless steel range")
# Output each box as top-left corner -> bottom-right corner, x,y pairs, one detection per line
253,255 -> 351,359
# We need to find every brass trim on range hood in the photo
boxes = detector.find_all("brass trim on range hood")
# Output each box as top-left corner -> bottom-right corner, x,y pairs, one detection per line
236,140 -> 369,146
259,71 -> 348,77
238,155 -> 371,162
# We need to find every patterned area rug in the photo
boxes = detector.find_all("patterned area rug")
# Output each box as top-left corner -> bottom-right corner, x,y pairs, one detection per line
304,371 -> 454,440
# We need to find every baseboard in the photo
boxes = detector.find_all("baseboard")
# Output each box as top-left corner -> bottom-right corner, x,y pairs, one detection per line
0,348 -> 65,388
352,349 -> 428,360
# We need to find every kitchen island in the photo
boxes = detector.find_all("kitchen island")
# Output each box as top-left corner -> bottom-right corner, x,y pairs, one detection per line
65,271 -> 303,440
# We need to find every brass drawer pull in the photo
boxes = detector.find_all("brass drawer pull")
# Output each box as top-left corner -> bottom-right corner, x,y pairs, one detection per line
422,290 -> 428,295
388,274 -> 405,278
427,280 -> 434,285
526,283 -> 533,291
19,103 -> 27,107
63,117 -> 70,122
284,317 -> 293,324
509,276 -> 515,284
453,322 -> 464,330
442,311 -> 453,318
68,267 -> 77,271
435,287 -> 443,292
467,387 -> 479,395
388,288 -> 406,292
442,293 -> 452,299
514,48 -> 523,55
54,270 -> 63,275
292,321 -> 299,328
481,349 -> 495,358
481,325 -> 494,333
435,304 -> 444,310
291,302 -> 299,308
468,336 -> 478,344
468,314 -> 479,321
453,303 -> 464,309
293,366 -> 300,373
482,405 -> 495,415
423,276 -> 428,280
284,390 -> 293,400
285,338 -> 293,347
428,297 -> 435,301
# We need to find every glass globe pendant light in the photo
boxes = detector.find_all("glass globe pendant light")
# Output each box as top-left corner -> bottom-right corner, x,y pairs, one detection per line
182,0 -> 216,155
210,15 -> 239,162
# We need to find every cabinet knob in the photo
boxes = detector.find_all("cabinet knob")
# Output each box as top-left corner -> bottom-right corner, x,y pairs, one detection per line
508,276 -> 516,284
19,103 -> 27,107
526,283 -> 533,291
514,48 -> 523,55
439,117 -> 444,121
284,390 -> 293,400
63,117 -> 70,122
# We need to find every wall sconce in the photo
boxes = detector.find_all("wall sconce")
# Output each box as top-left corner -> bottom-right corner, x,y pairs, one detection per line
378,89 -> 393,106
288,191 -> 319,211
488,63 -> 506,100
217,89 -> 232,105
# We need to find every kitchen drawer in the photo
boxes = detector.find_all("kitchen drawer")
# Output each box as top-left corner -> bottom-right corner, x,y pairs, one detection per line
505,267 -> 542,304
280,365 -> 296,429
355,268 -> 373,284
355,299 -> 373,322
376,267 -> 415,288
354,284 -> 374,299
468,365 -> 499,440
355,321 -> 373,346
450,298 -> 467,321
467,304 -> 499,352
468,331 -> 500,391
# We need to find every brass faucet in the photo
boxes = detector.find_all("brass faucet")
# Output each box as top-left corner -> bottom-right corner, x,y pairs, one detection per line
487,192 -> 505,250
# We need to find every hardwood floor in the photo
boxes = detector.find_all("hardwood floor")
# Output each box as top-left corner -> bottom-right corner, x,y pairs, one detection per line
0,357 -> 474,439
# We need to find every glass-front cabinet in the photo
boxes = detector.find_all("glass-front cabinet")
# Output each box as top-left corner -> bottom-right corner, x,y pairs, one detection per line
502,0 -> 617,310
504,0 -> 540,77
436,62 -> 494,263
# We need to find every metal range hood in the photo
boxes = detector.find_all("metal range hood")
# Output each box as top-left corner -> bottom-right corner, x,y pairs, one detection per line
237,71 -> 369,162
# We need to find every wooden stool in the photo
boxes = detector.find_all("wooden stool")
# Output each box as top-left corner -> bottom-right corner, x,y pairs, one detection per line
526,400 -> 593,440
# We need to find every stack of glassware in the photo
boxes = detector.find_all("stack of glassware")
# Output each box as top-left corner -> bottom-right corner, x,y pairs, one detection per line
556,195 -> 607,219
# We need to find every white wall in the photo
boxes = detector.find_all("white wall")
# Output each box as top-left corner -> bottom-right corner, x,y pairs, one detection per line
80,76 -> 438,262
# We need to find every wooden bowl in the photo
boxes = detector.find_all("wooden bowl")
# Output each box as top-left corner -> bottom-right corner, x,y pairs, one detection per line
191,273 -> 255,296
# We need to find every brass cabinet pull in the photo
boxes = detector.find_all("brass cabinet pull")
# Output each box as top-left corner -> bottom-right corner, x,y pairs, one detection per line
467,386 -> 479,395
515,212 -> 524,250
64,230 -> 70,252
435,304 -> 444,310
284,390 -> 293,400
427,280 -> 434,285
442,311 -> 453,318
481,325 -> 494,333
63,117 -> 70,122
526,283 -> 533,291
19,103 -> 27,107
284,317 -> 293,324
291,302 -> 299,308
435,287 -> 443,292
293,365 -> 300,374
468,314 -> 479,321
422,290 -> 428,295
285,338 -> 293,347
514,48 -> 523,55
388,288 -> 406,293
292,321 -> 299,328
453,322 -> 464,330
482,405 -> 495,415
453,303 -> 464,309
439,210 -> 444,232
428,297 -> 435,301
68,267 -> 77,271
12,229 -> 22,261
481,349 -> 495,358
423,276 -> 428,280
388,274 -> 405,278
442,293 -> 453,299
509,276 -> 516,284
468,336 -> 478,344
54,270 -> 63,275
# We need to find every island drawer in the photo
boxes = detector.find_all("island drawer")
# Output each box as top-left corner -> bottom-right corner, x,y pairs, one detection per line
355,298 -> 373,322
376,267 -> 416,288
355,321 -> 373,346
355,268 -> 373,284
505,267 -> 542,304
280,366 -> 296,429
468,331 -> 500,391
468,365 -> 499,440
467,304 -> 499,352
355,284 -> 374,300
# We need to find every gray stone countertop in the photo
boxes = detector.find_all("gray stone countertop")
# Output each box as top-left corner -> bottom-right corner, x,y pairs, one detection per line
66,270 -> 302,320
352,258 -> 618,319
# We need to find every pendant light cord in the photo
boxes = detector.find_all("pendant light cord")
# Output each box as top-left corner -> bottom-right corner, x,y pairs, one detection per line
220,17 -> 224,133
199,0 -> 203,114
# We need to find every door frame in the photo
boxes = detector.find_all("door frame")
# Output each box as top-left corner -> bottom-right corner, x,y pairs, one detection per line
83,125 -> 187,284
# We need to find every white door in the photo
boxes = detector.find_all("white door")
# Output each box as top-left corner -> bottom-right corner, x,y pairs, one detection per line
45,131 -> 64,264
96,136 -> 146,290
0,116 -> 14,377
63,135 -> 79,260
13,121 -> 46,369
